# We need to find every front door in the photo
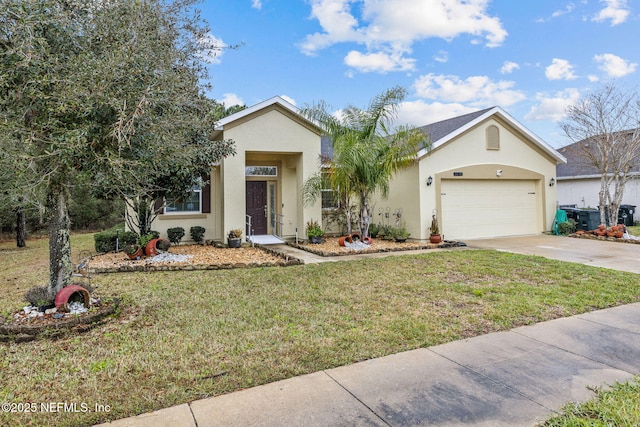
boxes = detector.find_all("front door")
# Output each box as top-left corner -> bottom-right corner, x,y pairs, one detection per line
246,181 -> 268,235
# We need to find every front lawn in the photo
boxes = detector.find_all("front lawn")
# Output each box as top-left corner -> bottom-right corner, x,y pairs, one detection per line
1,234 -> 639,426
540,376 -> 640,426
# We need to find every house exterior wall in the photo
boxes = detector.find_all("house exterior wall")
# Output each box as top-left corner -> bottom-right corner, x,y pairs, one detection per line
557,177 -> 640,222
149,103 -> 322,242
220,106 -> 321,239
372,117 -> 559,240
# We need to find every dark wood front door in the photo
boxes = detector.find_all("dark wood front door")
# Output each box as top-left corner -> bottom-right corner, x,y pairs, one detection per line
246,181 -> 268,235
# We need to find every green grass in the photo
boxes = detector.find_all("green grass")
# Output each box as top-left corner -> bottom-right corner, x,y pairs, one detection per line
1,234 -> 639,426
540,377 -> 640,426
627,225 -> 640,236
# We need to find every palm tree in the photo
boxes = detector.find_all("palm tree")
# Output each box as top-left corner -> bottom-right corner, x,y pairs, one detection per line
301,86 -> 429,238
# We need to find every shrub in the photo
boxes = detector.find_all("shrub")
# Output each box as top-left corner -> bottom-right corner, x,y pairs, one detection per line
228,229 -> 243,239
190,226 -> 206,244
167,227 -> 185,245
558,219 -> 577,235
24,286 -> 53,307
305,219 -> 324,238
368,223 -> 380,238
139,233 -> 155,248
94,229 -> 138,253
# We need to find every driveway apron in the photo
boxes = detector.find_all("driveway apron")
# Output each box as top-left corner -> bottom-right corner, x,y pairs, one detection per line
465,234 -> 640,274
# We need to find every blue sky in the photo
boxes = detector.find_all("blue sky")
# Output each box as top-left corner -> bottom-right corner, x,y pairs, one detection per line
199,0 -> 638,148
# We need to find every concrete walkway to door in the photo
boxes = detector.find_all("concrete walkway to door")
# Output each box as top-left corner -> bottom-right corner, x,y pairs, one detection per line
465,234 -> 640,274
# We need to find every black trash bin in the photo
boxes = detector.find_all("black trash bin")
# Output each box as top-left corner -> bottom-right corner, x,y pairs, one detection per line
561,207 -> 580,222
618,204 -> 636,226
577,209 -> 600,231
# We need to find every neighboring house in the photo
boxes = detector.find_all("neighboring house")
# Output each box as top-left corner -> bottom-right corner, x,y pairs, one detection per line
556,138 -> 640,223
150,96 -> 323,242
367,106 -> 566,240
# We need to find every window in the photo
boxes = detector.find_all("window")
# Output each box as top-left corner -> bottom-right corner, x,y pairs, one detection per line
486,125 -> 500,150
246,166 -> 277,176
164,186 -> 202,213
321,172 -> 340,209
321,189 -> 340,209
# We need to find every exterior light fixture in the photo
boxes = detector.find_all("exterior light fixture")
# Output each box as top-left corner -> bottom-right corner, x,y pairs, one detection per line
549,178 -> 555,187
426,176 -> 433,186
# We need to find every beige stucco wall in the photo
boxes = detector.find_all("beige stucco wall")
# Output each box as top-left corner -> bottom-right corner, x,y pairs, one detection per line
149,104 -> 322,242
371,116 -> 560,240
557,177 -> 640,222
219,106 -> 321,239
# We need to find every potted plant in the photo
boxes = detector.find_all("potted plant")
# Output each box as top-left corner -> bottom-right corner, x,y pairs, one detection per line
429,213 -> 441,244
306,219 -> 324,244
124,244 -> 143,260
228,229 -> 243,248
393,227 -> 410,242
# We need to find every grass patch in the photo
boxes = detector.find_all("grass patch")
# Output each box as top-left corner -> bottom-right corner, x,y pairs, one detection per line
1,234 -> 639,426
540,376 -> 640,426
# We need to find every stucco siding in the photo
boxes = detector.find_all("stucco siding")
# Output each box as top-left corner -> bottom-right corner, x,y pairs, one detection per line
557,177 -> 640,222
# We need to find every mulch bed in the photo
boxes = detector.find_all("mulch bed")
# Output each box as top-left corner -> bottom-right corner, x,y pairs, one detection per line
0,298 -> 120,343
569,232 -> 640,244
290,236 -> 464,257
85,244 -> 303,274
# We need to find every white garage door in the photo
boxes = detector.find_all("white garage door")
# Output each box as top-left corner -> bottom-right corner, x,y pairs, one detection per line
441,180 -> 539,240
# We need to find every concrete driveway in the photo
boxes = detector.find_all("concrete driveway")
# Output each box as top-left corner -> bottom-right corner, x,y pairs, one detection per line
465,234 -> 640,274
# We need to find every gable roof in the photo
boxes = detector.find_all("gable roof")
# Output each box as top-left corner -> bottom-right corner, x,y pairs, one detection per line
418,107 -> 493,143
557,131 -> 640,178
213,96 -> 321,135
417,106 -> 566,164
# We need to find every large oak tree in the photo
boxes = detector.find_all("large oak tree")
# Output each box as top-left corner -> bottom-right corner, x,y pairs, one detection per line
0,0 -> 234,296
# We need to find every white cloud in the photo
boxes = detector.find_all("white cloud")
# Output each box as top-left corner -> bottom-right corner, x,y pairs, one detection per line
397,101 -> 477,127
594,53 -> 637,77
413,73 -> 526,107
252,0 -> 262,9
344,48 -> 416,73
220,93 -> 244,106
198,33 -> 226,64
500,61 -> 520,74
545,58 -> 577,80
434,50 -> 449,63
525,88 -> 581,122
588,74 -> 600,82
552,3 -> 576,18
299,0 -> 507,72
592,0 -> 629,25
536,3 -> 576,23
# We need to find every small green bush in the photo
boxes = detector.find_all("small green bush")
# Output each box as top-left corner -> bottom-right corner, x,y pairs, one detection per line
190,226 -> 206,244
167,227 -> 185,245
558,219 -> 577,235
24,286 -> 53,307
94,229 -> 138,253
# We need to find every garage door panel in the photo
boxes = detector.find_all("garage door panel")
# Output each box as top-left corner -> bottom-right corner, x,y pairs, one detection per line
441,180 -> 539,240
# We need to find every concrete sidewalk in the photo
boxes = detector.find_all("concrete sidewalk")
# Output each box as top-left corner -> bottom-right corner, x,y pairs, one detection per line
97,302 -> 640,427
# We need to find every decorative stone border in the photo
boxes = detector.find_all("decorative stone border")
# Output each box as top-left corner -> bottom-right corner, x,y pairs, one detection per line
569,233 -> 640,244
0,298 -> 120,343
288,240 -> 465,257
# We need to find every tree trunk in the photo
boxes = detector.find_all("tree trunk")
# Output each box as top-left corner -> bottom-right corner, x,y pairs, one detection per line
360,192 -> 370,238
47,190 -> 72,296
16,207 -> 26,248
598,178 -> 607,226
